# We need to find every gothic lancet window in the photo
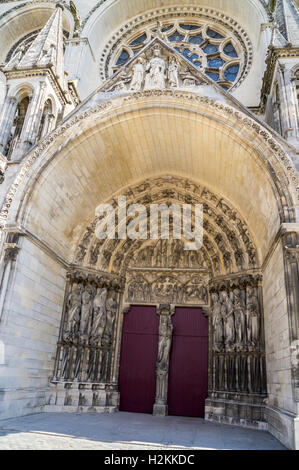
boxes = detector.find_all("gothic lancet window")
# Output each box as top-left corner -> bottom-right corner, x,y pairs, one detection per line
5,95 -> 29,159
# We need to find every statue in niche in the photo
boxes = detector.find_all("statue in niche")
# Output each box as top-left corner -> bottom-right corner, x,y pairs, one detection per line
221,290 -> 235,351
233,288 -> 246,350
212,293 -> 223,352
168,56 -> 179,87
89,242 -> 101,265
79,285 -> 95,343
76,246 -> 86,263
171,240 -> 183,266
130,57 -> 145,91
144,47 -> 166,90
90,288 -> 107,346
64,283 -> 82,342
246,286 -> 260,348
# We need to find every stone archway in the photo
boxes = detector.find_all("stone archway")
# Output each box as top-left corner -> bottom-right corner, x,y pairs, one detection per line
46,175 -> 267,425
0,88 -> 297,446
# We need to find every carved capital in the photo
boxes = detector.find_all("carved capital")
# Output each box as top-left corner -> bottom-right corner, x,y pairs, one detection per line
3,243 -> 19,263
157,304 -> 175,316
122,304 -> 131,315
284,246 -> 299,264
67,268 -> 125,291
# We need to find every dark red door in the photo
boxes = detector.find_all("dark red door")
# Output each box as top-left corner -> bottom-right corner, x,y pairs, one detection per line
168,307 -> 208,418
119,305 -> 159,413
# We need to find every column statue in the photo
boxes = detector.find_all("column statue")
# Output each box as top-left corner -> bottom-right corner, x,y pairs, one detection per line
153,309 -> 173,416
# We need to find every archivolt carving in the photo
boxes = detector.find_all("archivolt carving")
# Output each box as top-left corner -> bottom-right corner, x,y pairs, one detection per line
75,175 -> 258,279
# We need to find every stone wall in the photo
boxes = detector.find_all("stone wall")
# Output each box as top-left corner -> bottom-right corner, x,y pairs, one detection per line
263,241 -> 297,448
0,236 -> 66,419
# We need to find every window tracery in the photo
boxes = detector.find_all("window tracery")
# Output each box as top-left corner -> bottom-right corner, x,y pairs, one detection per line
106,18 -> 247,90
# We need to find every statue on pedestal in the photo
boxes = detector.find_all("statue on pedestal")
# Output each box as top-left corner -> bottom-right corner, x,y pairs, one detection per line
153,312 -> 173,415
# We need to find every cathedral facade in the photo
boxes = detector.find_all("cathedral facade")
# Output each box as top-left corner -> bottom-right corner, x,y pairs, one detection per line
0,0 -> 298,450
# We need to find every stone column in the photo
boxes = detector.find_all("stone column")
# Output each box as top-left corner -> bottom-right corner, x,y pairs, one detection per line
278,64 -> 298,142
40,112 -> 55,140
153,304 -> 174,416
0,234 -> 20,324
282,228 -> 299,402
0,96 -> 17,155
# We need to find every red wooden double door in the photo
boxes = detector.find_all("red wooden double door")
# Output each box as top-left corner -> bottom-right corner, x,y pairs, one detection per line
119,305 -> 208,417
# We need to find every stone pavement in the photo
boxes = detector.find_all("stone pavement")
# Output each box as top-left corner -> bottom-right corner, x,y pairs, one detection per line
0,411 -> 286,450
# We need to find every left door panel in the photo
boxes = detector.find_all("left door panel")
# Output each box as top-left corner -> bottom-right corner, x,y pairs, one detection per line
119,305 -> 159,413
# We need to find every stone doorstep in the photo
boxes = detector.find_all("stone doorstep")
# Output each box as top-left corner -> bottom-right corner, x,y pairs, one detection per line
43,405 -> 117,413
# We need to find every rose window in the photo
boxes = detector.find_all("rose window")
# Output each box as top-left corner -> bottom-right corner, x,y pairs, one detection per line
111,21 -> 242,90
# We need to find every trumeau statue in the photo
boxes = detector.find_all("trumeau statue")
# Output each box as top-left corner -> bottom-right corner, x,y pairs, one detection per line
157,315 -> 173,371
144,46 -> 166,90
155,314 -> 173,408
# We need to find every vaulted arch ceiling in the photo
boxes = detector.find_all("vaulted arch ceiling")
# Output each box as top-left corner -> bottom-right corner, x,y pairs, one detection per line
2,91 -> 296,269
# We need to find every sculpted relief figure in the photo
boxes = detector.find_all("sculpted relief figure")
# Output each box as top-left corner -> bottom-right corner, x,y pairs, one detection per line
79,285 -> 94,342
103,292 -> 118,346
212,293 -> 223,352
144,47 -> 166,90
64,283 -> 82,342
130,58 -> 145,91
221,290 -> 235,351
90,288 -> 107,346
168,56 -> 179,88
233,288 -> 246,350
246,286 -> 260,348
